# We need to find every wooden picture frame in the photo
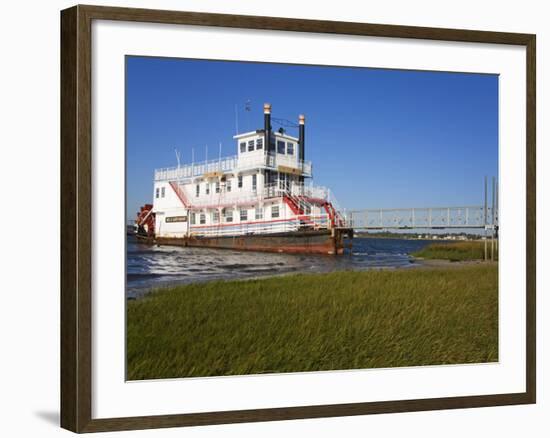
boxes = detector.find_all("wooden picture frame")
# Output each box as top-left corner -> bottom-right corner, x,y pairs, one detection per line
60,4 -> 536,433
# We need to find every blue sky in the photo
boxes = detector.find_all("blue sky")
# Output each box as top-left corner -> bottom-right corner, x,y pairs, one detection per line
126,56 -> 498,220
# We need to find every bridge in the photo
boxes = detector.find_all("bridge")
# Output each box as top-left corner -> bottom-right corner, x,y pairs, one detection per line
339,177 -> 499,261
344,176 -> 498,232
346,205 -> 497,230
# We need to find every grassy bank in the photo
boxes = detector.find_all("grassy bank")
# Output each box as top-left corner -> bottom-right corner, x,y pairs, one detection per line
413,241 -> 498,262
127,265 -> 498,380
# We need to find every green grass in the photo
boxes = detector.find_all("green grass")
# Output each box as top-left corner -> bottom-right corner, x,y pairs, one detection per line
127,265 -> 498,380
413,241 -> 498,262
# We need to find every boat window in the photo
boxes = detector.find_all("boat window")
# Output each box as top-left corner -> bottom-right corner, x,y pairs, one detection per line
255,207 -> 263,220
190,213 -> 196,225
215,181 -> 220,193
227,179 -> 232,192
277,140 -> 286,154
287,142 -> 294,155
238,175 -> 243,188
196,184 -> 200,197
161,187 -> 165,198
240,142 -> 246,153
271,205 -> 280,218
256,138 -> 263,150
248,140 -> 255,152
240,209 -> 248,221
212,210 -> 219,223
155,187 -> 159,198
224,209 -> 233,223
252,174 -> 257,191
199,213 -> 206,224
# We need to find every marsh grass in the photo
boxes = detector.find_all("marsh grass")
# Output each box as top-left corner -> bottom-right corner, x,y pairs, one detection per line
413,241 -> 498,261
127,265 -> 498,380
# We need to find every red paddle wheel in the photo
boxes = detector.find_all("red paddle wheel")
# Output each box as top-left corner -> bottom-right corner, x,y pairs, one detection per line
136,204 -> 155,238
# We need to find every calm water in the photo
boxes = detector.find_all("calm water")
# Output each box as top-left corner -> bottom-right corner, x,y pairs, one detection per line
126,236 -> 433,297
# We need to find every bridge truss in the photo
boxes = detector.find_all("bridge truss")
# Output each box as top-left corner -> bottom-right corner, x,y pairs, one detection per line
346,205 -> 497,230
341,177 -> 499,261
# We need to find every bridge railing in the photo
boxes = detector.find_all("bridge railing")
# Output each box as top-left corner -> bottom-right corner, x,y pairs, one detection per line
347,206 -> 497,229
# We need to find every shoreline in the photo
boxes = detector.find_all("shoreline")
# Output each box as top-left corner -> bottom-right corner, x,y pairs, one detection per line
129,257 -> 496,299
128,240 -> 496,299
413,258 -> 497,269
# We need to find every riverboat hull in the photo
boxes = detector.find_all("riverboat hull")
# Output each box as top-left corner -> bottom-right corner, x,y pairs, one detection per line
136,229 -> 353,255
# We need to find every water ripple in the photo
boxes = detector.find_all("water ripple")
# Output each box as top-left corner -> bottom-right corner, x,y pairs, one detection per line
126,236 -> 432,297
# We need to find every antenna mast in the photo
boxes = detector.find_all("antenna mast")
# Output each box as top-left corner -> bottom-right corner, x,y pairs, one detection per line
174,148 -> 182,186
245,99 -> 251,131
175,149 -> 181,168
191,148 -> 195,178
234,104 -> 239,135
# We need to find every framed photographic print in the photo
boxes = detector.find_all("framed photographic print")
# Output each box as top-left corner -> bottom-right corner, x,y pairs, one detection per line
60,4 -> 536,433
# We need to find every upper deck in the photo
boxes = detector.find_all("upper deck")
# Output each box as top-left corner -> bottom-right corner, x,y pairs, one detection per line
155,129 -> 312,182
155,104 -> 312,182
154,154 -> 312,182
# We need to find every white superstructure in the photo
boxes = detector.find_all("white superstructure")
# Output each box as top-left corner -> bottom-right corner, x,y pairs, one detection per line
150,104 -> 343,239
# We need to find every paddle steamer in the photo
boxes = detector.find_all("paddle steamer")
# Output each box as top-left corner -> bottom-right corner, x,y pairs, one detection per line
135,104 -> 352,254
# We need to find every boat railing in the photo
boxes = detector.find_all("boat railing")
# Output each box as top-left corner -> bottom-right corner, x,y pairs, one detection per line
325,188 -> 350,227
180,180 -> 348,227
155,156 -> 239,181
263,182 -> 328,200
187,191 -> 261,208
189,214 -> 330,237
154,155 -> 312,181
184,182 -> 326,208
302,160 -> 312,176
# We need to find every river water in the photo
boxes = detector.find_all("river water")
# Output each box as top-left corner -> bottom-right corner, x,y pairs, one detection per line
126,236 -> 434,297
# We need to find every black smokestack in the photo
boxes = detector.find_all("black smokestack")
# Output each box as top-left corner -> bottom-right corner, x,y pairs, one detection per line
264,103 -> 272,153
299,114 -> 305,165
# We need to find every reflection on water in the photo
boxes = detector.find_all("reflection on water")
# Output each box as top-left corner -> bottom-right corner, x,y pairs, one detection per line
126,236 -> 433,297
